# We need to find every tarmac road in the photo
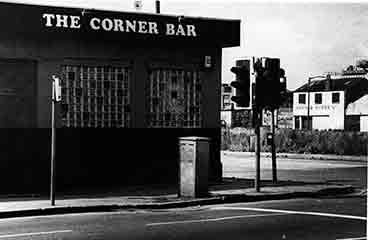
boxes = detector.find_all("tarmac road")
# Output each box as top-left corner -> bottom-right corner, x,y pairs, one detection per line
222,152 -> 367,189
0,197 -> 365,240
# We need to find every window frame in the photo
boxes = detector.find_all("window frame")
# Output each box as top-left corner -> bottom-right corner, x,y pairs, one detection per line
314,93 -> 322,104
298,93 -> 306,104
332,92 -> 340,104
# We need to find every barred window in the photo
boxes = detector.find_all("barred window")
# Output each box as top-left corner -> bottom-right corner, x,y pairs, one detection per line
147,68 -> 202,128
61,65 -> 131,128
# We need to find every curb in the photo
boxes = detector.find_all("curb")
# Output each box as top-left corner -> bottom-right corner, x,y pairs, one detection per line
0,185 -> 356,219
222,151 -> 368,162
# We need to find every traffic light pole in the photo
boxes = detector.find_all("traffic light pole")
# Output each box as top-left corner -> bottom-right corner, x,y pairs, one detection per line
271,108 -> 277,183
254,108 -> 261,192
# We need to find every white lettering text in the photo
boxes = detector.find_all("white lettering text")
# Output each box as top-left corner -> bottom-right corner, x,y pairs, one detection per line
187,25 -> 197,36
113,19 -> 124,32
126,20 -> 136,32
148,22 -> 159,34
70,15 -> 81,29
90,18 -> 100,30
166,23 -> 175,35
42,13 -> 199,38
138,21 -> 147,33
101,18 -> 113,31
176,24 -> 186,36
56,14 -> 69,28
42,13 -> 55,27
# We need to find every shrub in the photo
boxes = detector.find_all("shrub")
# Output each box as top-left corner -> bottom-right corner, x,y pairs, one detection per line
221,127 -> 368,156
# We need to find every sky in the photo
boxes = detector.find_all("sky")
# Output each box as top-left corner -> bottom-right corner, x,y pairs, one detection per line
6,0 -> 368,90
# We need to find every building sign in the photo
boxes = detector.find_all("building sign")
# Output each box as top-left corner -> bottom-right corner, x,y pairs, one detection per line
262,109 -> 273,127
42,13 -> 198,37
277,108 -> 293,129
295,105 -> 337,111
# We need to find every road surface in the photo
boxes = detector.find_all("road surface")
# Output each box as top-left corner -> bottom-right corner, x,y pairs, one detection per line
0,198 -> 365,239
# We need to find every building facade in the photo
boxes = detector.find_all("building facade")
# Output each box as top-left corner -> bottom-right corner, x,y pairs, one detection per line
0,2 -> 240,193
293,74 -> 368,131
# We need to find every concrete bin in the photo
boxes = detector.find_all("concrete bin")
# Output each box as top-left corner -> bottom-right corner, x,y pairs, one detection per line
178,136 -> 210,198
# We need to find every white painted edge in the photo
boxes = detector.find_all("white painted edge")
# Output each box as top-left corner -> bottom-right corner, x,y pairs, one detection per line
0,230 -> 72,238
146,213 -> 289,226
211,206 -> 367,221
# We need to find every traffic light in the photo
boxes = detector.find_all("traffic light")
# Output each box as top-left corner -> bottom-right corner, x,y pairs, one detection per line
279,68 -> 287,105
254,57 -> 266,109
230,59 -> 251,108
254,57 -> 281,109
280,68 -> 286,93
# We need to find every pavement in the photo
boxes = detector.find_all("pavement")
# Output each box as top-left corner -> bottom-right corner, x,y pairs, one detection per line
0,177 -> 359,219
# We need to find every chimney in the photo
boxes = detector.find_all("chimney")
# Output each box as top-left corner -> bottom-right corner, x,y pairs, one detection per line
156,0 -> 160,14
325,74 -> 332,91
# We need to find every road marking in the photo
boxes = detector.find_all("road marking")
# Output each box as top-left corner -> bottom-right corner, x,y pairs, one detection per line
336,237 -> 367,240
211,207 -> 367,221
0,230 -> 72,239
146,213 -> 289,226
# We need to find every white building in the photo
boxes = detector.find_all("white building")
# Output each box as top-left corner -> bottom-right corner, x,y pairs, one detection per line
293,74 -> 368,132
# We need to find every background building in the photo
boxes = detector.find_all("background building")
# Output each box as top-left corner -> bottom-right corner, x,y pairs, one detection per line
293,73 -> 368,131
221,83 -> 293,129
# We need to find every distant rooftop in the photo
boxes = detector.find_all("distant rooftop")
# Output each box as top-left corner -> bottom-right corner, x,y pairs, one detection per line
294,74 -> 368,93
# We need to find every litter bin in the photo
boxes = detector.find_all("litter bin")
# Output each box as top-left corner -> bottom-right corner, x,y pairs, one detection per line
178,136 -> 210,198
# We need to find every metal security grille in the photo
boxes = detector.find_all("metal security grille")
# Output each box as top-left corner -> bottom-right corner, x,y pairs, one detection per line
61,65 -> 131,128
147,68 -> 202,128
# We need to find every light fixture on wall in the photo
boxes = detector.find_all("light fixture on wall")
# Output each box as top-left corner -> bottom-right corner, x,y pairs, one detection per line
134,0 -> 143,10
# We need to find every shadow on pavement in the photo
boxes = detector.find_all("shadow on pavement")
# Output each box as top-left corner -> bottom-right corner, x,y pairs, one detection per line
0,177 -> 328,202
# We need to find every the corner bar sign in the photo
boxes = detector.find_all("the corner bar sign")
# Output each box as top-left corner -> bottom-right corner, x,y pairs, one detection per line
42,13 -> 198,37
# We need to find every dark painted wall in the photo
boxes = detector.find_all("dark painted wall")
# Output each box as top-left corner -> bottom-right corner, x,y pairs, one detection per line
0,128 -> 221,194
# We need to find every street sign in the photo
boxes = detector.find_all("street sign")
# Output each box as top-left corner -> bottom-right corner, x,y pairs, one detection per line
52,75 -> 61,102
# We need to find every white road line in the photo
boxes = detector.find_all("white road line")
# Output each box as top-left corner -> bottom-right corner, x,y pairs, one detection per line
146,213 -> 289,226
211,206 -> 367,221
336,237 -> 367,240
0,230 -> 72,239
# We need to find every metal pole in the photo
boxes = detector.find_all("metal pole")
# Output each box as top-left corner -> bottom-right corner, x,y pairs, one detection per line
254,109 -> 261,192
307,77 -> 310,130
271,108 -> 277,183
51,81 -> 56,206
155,0 -> 160,14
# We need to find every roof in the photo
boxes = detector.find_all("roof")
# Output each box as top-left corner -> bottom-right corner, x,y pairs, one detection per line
1,0 -> 241,22
294,75 -> 368,93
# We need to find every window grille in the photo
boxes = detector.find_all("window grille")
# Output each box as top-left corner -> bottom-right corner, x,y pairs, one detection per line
147,68 -> 202,128
61,65 -> 131,128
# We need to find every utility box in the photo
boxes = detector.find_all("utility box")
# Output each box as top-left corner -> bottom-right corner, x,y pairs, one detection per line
179,137 -> 210,198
